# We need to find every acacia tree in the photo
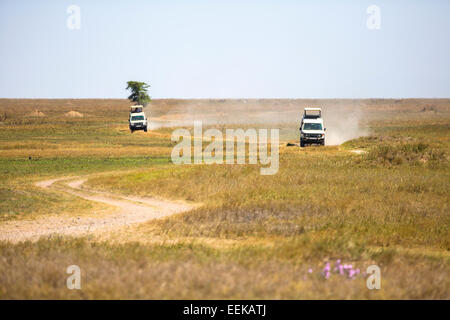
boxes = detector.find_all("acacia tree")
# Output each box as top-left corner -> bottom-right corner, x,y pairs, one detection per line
126,81 -> 151,106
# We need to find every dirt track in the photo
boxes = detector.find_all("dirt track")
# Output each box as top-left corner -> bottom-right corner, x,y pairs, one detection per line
0,177 -> 195,243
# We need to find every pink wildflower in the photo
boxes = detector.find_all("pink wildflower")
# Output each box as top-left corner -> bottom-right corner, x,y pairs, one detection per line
339,265 -> 344,275
334,259 -> 341,272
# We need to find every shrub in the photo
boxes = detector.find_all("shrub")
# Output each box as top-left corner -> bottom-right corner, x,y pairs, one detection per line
365,143 -> 447,167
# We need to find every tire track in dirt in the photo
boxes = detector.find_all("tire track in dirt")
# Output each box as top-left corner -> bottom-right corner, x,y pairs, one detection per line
0,177 -> 196,243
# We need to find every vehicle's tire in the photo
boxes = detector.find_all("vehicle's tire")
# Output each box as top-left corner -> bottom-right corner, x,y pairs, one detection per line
321,140 -> 325,146
144,126 -> 147,132
130,129 -> 134,133
300,140 -> 305,147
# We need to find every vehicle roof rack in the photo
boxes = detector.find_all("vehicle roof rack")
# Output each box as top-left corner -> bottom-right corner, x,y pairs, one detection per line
303,107 -> 322,119
130,105 -> 144,113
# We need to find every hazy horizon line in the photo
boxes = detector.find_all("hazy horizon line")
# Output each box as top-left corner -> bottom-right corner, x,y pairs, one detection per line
1,97 -> 449,100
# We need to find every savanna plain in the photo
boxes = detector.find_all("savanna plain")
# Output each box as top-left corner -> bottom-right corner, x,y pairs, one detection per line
0,98 -> 448,299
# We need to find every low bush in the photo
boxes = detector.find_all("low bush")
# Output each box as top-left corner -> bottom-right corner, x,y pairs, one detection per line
364,143 -> 447,167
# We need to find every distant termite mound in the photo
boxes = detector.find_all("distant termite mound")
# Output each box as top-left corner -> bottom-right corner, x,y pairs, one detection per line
421,105 -> 437,113
29,109 -> 46,117
65,111 -> 84,118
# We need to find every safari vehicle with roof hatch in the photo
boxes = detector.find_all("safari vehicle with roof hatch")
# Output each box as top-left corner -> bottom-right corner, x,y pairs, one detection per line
129,105 -> 148,133
300,107 -> 326,147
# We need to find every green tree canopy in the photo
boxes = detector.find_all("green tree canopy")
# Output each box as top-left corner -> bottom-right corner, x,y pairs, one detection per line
126,81 -> 151,106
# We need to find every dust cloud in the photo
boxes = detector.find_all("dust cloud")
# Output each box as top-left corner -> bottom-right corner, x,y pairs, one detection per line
146,99 -> 370,145
323,107 -> 368,145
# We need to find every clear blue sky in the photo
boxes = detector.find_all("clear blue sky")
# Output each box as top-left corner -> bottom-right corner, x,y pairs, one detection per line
0,0 -> 449,99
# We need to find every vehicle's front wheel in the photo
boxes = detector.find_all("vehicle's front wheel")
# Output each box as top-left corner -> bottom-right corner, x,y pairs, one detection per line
300,139 -> 305,147
144,126 -> 147,132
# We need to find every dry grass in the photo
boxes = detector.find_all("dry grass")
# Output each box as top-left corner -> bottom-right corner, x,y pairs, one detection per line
1,238 -> 448,299
0,183 -> 113,221
0,99 -> 449,299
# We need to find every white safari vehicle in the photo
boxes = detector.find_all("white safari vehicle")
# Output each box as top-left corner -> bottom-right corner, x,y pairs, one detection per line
300,107 -> 326,147
129,105 -> 148,133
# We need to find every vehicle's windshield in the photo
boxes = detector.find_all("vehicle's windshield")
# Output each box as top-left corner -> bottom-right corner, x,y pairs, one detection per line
303,123 -> 323,130
131,115 -> 145,121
